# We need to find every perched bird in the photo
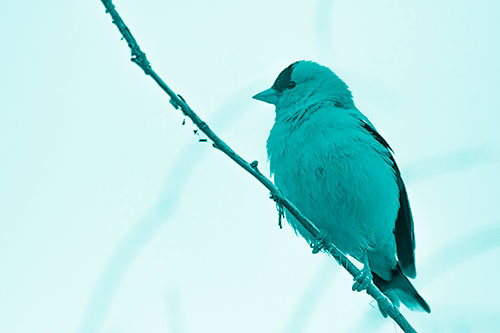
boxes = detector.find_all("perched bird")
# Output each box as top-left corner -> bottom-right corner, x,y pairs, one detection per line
253,61 -> 430,314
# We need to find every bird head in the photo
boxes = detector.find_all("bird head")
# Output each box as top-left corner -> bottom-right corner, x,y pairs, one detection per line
253,61 -> 354,116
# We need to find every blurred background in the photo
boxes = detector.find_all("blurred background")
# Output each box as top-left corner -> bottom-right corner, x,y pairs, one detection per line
1,0 -> 499,332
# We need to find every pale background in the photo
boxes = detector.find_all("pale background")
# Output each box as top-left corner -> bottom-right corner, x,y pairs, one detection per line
1,0 -> 499,332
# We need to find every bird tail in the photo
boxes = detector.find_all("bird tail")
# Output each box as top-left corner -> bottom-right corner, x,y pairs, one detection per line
372,264 -> 431,316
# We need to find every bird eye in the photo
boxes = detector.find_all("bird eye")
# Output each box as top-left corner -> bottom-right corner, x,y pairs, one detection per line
287,81 -> 296,89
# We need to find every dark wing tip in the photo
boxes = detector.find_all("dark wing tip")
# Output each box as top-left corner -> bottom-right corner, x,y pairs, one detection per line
394,173 -> 417,278
400,261 -> 416,279
361,121 -> 417,278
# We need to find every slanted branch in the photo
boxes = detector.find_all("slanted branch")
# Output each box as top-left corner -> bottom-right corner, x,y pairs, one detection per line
99,1 -> 418,332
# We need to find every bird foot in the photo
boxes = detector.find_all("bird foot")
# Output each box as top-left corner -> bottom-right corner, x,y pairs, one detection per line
310,237 -> 328,254
352,267 -> 372,292
311,241 -> 324,254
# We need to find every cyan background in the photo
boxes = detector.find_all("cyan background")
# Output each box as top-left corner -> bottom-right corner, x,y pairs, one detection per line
1,0 -> 499,332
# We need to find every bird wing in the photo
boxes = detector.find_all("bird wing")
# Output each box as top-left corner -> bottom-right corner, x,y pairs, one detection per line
361,121 -> 417,278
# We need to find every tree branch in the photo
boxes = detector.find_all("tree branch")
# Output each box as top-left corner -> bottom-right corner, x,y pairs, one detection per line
99,1 -> 418,332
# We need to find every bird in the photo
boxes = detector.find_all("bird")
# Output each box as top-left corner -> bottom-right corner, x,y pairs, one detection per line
252,61 -> 430,315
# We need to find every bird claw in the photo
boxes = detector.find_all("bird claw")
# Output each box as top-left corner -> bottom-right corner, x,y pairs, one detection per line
310,239 -> 325,254
352,267 -> 372,292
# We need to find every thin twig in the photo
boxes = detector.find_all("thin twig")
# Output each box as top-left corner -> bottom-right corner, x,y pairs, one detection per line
99,1 -> 418,332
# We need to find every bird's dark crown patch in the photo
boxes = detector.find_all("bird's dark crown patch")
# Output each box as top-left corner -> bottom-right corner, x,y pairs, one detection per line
272,62 -> 299,93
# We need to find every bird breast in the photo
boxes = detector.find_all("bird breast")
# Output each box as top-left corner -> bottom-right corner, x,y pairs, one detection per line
266,104 -> 400,260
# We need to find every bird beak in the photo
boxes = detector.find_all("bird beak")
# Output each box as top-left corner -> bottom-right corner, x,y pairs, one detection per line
252,88 -> 279,105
